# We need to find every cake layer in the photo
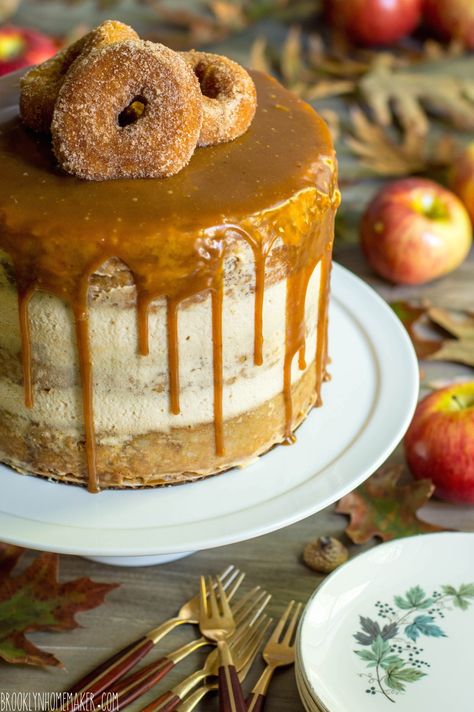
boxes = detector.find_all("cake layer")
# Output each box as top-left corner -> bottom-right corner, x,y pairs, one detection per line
0,356 -> 319,488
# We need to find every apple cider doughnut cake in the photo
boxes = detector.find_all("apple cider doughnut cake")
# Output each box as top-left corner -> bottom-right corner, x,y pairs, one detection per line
0,56 -> 339,491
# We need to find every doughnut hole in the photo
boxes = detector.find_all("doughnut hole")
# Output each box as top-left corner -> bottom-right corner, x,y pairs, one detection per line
194,62 -> 232,100
118,95 -> 147,128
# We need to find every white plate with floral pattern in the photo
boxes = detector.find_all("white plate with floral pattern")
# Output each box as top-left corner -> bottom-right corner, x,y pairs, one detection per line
297,533 -> 474,712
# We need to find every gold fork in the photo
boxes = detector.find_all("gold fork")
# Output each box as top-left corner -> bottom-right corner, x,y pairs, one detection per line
97,586 -> 270,711
246,600 -> 303,712
176,617 -> 273,711
138,609 -> 271,712
199,575 -> 247,712
60,566 -> 243,712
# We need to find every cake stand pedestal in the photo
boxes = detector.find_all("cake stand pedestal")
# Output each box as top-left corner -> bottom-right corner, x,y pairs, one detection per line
0,266 -> 419,567
84,552 -> 193,566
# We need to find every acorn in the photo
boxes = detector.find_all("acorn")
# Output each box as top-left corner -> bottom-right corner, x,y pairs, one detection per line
303,536 -> 348,574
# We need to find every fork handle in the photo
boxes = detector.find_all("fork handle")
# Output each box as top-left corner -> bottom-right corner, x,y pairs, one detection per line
62,636 -> 156,711
107,659 -> 176,708
217,641 -> 247,712
139,690 -> 181,712
59,618 -> 185,711
245,693 -> 266,712
67,640 -> 141,694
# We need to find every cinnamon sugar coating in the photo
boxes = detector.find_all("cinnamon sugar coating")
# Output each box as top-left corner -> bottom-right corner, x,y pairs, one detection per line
51,40 -> 203,180
19,20 -> 138,134
182,50 -> 257,147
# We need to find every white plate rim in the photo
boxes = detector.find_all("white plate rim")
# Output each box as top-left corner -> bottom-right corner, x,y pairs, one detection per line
0,263 -> 419,556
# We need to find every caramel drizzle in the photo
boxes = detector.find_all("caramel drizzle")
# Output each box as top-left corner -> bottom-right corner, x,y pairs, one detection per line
18,287 -> 34,409
74,298 -> 98,493
283,262 -> 315,443
17,274 -> 100,491
167,298 -> 180,416
13,206 -> 336,492
211,261 -> 225,456
315,248 -> 333,408
253,256 -> 266,366
137,294 -> 151,357
134,225 -> 270,460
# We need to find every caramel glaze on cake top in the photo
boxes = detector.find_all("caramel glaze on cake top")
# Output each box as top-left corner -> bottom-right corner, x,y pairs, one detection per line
0,70 -> 340,492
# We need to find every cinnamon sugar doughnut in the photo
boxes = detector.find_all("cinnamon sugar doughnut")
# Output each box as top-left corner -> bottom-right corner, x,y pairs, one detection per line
20,20 -> 138,133
51,40 -> 203,181
181,50 -> 257,147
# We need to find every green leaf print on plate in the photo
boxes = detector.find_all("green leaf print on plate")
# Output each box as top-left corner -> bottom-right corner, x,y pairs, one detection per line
353,583 -> 474,703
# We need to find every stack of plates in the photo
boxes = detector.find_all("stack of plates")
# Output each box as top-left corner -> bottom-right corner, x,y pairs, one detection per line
295,533 -> 474,712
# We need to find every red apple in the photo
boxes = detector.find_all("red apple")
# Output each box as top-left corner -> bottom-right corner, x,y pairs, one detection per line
324,0 -> 422,46
0,26 -> 57,77
424,0 -> 474,50
404,382 -> 474,504
360,178 -> 472,285
451,143 -> 474,225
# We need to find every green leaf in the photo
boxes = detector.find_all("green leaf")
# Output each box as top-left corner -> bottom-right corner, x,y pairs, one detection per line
385,675 -> 406,692
408,586 -> 431,607
355,648 -> 378,665
385,664 -> 426,691
442,583 -> 474,610
394,595 -> 413,610
354,636 -> 393,668
453,596 -> 471,611
459,583 -> 474,597
393,667 -> 427,683
380,654 -> 405,670
441,585 -> 457,596
405,615 -> 446,641
395,586 -> 433,610
372,635 -> 390,662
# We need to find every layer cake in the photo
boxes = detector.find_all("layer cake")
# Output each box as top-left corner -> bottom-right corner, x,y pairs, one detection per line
0,67 -> 339,491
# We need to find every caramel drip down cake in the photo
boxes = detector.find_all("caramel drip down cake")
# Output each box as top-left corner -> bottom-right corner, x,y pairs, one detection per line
0,65 -> 339,492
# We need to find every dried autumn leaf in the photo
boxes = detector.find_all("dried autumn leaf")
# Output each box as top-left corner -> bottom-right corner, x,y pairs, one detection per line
428,307 -> 474,368
420,39 -> 464,62
392,302 -> 474,368
249,29 -> 356,100
281,25 -> 304,89
391,301 -> 441,358
148,5 -> 229,47
307,33 -> 372,78
360,55 -> 474,135
0,0 -> 20,21
336,466 -> 445,544
0,550 -> 118,667
347,108 -> 458,177
208,0 -> 246,29
249,36 -> 271,75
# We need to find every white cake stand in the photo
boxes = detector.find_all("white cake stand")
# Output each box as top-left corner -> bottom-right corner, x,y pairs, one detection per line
0,265 -> 418,566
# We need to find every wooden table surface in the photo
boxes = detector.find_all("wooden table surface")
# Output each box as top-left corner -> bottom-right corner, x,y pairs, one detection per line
1,3 -> 474,709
